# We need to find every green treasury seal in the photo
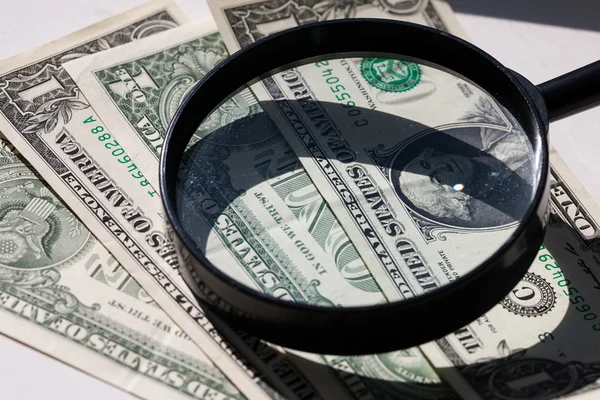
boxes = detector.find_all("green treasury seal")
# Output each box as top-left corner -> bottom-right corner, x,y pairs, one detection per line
360,58 -> 422,93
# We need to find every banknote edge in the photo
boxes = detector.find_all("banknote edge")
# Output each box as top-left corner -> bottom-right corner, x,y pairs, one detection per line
0,309 -> 219,400
0,0 -> 190,73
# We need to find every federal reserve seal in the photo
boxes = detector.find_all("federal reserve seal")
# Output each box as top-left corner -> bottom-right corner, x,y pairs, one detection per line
360,58 -> 422,93
500,272 -> 556,317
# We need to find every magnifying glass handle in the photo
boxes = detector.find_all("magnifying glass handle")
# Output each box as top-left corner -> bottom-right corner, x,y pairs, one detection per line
537,60 -> 600,123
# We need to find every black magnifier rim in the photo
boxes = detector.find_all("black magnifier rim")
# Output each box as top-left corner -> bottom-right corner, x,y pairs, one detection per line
161,18 -> 549,355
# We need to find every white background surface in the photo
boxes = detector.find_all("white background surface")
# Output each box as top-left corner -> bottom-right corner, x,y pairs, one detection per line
0,0 -> 599,398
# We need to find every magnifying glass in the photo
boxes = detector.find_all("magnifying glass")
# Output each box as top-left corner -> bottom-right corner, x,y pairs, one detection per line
160,19 -> 600,356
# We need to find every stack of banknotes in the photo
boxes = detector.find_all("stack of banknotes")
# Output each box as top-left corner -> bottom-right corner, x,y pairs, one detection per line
1,0 -> 600,399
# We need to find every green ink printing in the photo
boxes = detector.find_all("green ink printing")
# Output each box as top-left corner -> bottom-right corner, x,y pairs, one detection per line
360,58 -> 422,93
83,116 -> 156,197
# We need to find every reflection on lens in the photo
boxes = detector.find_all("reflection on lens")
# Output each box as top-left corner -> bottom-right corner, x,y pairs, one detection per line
175,54 -> 539,309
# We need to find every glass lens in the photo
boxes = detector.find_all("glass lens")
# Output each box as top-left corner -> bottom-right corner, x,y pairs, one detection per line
174,54 -> 539,307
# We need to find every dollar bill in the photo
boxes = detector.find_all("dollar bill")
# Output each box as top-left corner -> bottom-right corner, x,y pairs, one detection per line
64,21 -> 387,308
62,13 -> 460,400
207,1 -> 600,399
0,135 -> 245,400
0,2 -> 315,399
419,147 -> 600,400
205,0 -> 535,303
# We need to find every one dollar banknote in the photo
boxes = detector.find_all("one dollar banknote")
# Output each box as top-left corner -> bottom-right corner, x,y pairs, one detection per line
0,2 -> 308,399
67,0 -> 600,399
63,17 -> 459,400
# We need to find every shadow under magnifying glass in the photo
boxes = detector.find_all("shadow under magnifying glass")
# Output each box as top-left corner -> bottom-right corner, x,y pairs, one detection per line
173,100 -> 595,399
